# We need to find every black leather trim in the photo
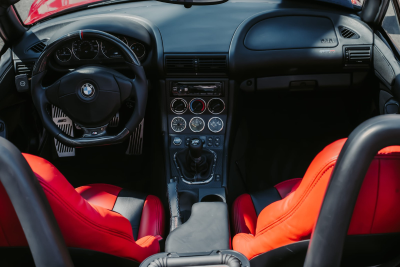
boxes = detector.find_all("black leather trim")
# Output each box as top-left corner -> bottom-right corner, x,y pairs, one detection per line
250,188 -> 282,216
112,189 -> 147,240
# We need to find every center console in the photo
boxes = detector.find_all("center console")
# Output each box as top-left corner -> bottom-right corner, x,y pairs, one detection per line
165,78 -> 229,199
161,77 -> 233,252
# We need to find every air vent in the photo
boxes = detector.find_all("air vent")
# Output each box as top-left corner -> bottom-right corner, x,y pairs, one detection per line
344,46 -> 371,67
28,41 -> 47,53
165,55 -> 227,76
15,62 -> 35,77
339,26 -> 360,39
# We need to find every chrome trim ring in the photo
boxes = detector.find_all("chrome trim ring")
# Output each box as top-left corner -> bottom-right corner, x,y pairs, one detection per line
207,98 -> 226,114
170,98 -> 188,114
189,98 -> 207,114
208,117 -> 224,133
101,35 -> 128,59
171,117 -> 186,133
130,42 -> 146,59
55,47 -> 72,62
189,117 -> 205,132
72,39 -> 99,60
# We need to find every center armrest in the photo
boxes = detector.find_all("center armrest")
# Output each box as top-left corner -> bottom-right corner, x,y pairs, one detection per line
165,202 -> 230,253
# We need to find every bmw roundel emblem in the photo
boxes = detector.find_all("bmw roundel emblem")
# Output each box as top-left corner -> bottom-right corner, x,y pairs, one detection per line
81,83 -> 95,98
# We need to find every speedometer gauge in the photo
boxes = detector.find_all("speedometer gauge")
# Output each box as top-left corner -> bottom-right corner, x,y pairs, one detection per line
189,117 -> 205,132
101,35 -> 128,58
72,39 -> 99,60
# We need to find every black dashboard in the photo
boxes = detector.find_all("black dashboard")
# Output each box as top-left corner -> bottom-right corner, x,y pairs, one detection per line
12,0 -> 379,82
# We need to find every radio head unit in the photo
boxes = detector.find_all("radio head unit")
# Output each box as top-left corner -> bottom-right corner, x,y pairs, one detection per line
171,81 -> 223,96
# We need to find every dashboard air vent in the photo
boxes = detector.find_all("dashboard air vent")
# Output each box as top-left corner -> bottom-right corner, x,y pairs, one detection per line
165,55 -> 227,76
344,46 -> 371,67
339,26 -> 359,39
28,41 -> 47,53
16,62 -> 35,77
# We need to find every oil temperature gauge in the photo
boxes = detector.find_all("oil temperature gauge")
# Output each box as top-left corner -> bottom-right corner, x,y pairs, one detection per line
171,117 -> 186,132
208,117 -> 224,133
189,117 -> 205,132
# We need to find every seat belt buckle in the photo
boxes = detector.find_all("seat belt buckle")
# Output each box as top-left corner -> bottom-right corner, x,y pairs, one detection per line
15,74 -> 30,92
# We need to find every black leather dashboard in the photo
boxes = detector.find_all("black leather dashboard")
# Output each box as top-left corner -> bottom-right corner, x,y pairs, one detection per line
10,0 -> 392,89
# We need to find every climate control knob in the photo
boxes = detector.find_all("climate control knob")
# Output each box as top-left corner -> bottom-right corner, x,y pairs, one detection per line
171,98 -> 188,114
208,98 -> 225,114
189,98 -> 206,114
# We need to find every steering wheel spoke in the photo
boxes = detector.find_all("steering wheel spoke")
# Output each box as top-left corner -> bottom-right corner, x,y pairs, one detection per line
80,124 -> 108,138
45,80 -> 62,106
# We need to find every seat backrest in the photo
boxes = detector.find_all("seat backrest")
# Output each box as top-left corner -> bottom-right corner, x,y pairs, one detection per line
0,153 -> 159,262
233,138 -> 400,260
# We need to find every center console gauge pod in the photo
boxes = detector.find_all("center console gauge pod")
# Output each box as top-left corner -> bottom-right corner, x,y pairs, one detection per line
208,98 -> 225,114
189,98 -> 206,114
171,117 -> 186,132
171,98 -> 188,114
208,117 -> 224,133
189,117 -> 205,132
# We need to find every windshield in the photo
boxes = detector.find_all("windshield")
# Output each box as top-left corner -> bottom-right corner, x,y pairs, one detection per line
14,0 -> 364,25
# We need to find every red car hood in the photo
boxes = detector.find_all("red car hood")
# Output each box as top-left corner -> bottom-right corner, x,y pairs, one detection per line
25,0 -> 105,25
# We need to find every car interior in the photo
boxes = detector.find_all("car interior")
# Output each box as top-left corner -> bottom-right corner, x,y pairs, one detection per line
1,0 -> 400,266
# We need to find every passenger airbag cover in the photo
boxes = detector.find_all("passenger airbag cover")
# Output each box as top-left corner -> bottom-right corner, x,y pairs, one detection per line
244,16 -> 338,50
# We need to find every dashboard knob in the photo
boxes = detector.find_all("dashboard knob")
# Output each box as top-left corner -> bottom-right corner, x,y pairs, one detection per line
190,98 -> 206,114
208,98 -> 225,114
171,98 -> 188,114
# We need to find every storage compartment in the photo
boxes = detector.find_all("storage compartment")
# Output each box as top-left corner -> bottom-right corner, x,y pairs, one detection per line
201,194 -> 224,202
165,202 -> 230,254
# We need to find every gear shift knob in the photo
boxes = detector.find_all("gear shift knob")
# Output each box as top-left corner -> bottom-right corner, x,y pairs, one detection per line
189,138 -> 203,159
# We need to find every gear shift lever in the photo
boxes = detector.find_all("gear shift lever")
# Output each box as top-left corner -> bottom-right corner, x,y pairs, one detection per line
189,138 -> 203,163
175,138 -> 214,182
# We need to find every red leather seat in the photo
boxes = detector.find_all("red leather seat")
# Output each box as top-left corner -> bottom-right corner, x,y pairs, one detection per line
232,138 -> 400,260
0,153 -> 165,262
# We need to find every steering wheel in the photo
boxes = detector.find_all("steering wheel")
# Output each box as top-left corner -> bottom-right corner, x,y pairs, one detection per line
31,30 -> 147,147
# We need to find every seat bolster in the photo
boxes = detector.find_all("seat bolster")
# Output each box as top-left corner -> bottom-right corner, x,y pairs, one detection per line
76,184 -> 122,210
138,195 -> 166,239
274,178 -> 302,199
232,194 -> 257,235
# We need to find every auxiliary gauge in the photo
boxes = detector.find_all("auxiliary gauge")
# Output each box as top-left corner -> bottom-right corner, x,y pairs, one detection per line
171,117 -> 186,132
189,117 -> 205,132
208,117 -> 224,133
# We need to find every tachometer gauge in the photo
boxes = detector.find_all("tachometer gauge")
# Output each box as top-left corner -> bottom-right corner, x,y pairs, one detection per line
189,117 -> 205,132
208,117 -> 224,133
171,117 -> 186,132
101,35 -> 128,58
130,42 -> 146,59
55,47 -> 72,62
72,39 -> 99,60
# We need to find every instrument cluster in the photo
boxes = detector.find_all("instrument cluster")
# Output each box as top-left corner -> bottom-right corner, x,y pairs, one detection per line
53,33 -> 147,65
